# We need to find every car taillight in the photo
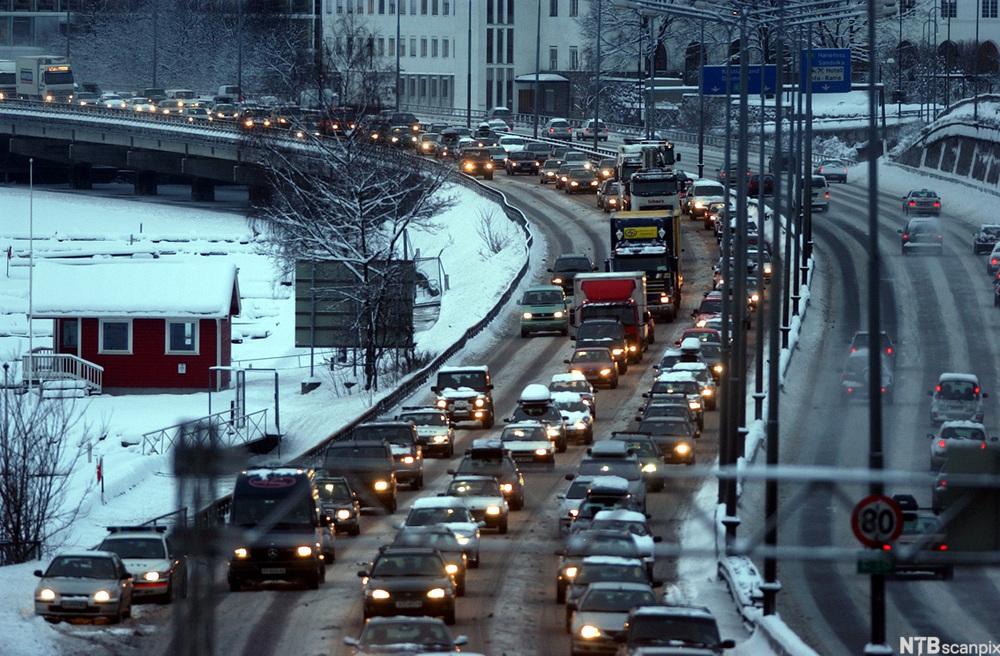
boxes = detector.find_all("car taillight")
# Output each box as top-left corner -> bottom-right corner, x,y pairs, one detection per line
824,191 -> 830,199
933,201 -> 941,207
902,232 -> 909,241
938,440 -> 947,448
937,544 -> 949,551
993,259 -> 998,266
882,544 -> 892,552
935,385 -> 942,393
819,167 -> 824,173
549,128 -> 554,133
886,347 -> 893,355
975,386 -> 981,394
909,200 -> 916,206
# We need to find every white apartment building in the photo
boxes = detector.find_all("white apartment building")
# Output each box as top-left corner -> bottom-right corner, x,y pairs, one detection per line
322,0 -> 591,114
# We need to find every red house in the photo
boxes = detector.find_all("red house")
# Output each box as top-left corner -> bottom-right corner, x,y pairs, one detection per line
33,259 -> 241,392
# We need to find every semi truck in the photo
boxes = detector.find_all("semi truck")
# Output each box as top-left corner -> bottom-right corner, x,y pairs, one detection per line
15,55 -> 74,102
606,211 -> 682,322
618,142 -> 681,214
572,272 -> 653,363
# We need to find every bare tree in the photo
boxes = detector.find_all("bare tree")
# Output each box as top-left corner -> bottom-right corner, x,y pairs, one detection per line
322,12 -> 396,110
0,390 -> 96,564
250,132 -> 454,391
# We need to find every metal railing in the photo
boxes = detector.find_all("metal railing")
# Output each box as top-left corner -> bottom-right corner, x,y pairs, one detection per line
21,352 -> 103,394
140,407 -> 269,455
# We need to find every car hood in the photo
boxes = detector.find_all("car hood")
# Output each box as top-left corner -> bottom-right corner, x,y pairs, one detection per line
355,643 -> 459,655
435,522 -> 479,539
368,576 -> 451,593
572,610 -> 630,633
438,387 -> 483,400
39,576 -> 120,595
456,496 -> 505,510
561,410 -> 591,424
120,558 -> 171,575
504,440 -> 552,451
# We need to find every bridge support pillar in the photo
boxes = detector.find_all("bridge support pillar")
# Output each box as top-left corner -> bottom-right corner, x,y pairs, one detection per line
191,178 -> 215,202
134,170 -> 158,196
68,162 -> 92,190
248,185 -> 272,205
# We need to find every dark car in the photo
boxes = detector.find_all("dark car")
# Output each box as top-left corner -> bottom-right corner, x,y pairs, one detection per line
440,126 -> 472,148
555,163 -> 588,190
380,110 -> 420,132
608,432 -> 666,492
618,605 -> 735,654
973,224 -> 1000,254
748,172 -> 775,196
459,147 -> 495,180
565,167 -> 600,194
900,216 -> 944,255
637,419 -> 696,464
525,141 -> 554,164
397,406 -> 455,457
240,106 -> 273,131
575,318 -> 629,373
392,526 -> 470,595
890,494 -> 953,580
545,117 -> 574,140
565,347 -> 619,389
506,150 -> 540,175
562,555 -> 659,627
549,253 -> 596,295
343,616 -> 468,654
597,157 -> 617,181
321,441 -> 399,512
597,180 -> 624,212
389,125 -> 419,148
315,475 -> 362,536
432,365 -> 495,428
849,330 -> 895,359
554,529 -> 644,603
540,158 -> 564,184
418,132 -> 443,156
226,468 -> 333,591
902,188 -> 941,215
358,546 -> 457,624
449,440 -> 526,510
354,421 -> 424,490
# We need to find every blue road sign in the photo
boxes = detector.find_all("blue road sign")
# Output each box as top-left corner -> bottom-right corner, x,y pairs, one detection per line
700,65 -> 777,96
800,48 -> 852,93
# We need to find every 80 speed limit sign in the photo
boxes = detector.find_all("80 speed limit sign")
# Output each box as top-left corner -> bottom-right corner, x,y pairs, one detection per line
851,494 -> 904,548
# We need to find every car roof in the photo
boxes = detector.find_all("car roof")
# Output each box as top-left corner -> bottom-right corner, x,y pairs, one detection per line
101,530 -> 167,541
656,371 -> 698,382
359,421 -> 413,428
439,365 -> 489,373
411,496 -> 468,509
519,383 -> 551,403
364,615 -> 449,626
672,362 -> 708,372
583,581 -> 654,592
581,555 -> 645,567
450,474 -> 498,483
938,372 -> 979,383
679,337 -> 702,351
378,545 -> 439,556
330,439 -> 388,448
551,372 -> 588,383
589,441 -> 630,456
52,550 -> 119,560
469,437 -> 505,450
524,285 -> 564,293
588,475 -> 630,492
593,509 -> 647,523
940,420 -> 987,430
551,391 -> 584,403
503,420 -> 546,430
630,604 -> 714,619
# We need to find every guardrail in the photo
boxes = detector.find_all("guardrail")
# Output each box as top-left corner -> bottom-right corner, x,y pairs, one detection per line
140,407 -> 269,455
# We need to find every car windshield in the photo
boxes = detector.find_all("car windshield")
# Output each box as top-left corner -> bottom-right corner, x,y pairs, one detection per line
695,184 -> 725,197
512,406 -> 561,422
555,257 -> 592,272
981,227 -> 1000,237
566,480 -> 591,499
903,515 -> 943,535
522,290 -> 564,305
659,354 -> 681,369
578,461 -> 640,480
578,564 -> 647,584
501,137 -> 526,146
325,445 -> 388,461
569,170 -> 594,179
551,380 -> 589,394
580,305 -> 636,326
639,420 -> 690,436
940,426 -> 986,441
821,160 -> 844,168
356,426 -> 412,444
371,554 -> 444,577
572,350 -> 611,363
97,537 -> 166,559
555,399 -> 589,413
394,531 -> 462,553
567,533 -> 636,554
437,372 -> 487,390
46,556 -> 116,579
550,120 -> 570,128
401,412 -> 448,426
909,221 -> 941,235
593,520 -> 650,536
501,425 -> 547,441
632,179 -> 679,196
361,621 -> 452,646
700,344 -> 722,360
938,381 -> 979,400
651,380 -> 698,395
407,507 -> 470,525
910,190 -> 938,198
578,323 -> 622,340
318,480 -> 353,502
448,479 -> 500,496
628,616 -> 721,647
699,299 -> 722,314
580,588 -> 656,612
644,405 -> 687,419
456,458 -> 504,476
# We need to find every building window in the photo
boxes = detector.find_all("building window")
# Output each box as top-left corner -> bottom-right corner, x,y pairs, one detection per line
410,37 -> 416,56
166,320 -> 199,354
409,77 -> 416,96
985,0 -> 999,18
431,78 -> 438,97
570,46 -> 579,70
507,28 -> 514,64
337,0 -> 344,12
443,38 -> 449,57
486,68 -> 494,107
444,0 -> 450,15
398,38 -> 405,56
508,0 -> 513,22
432,0 -> 438,14
506,69 -> 513,109
390,0 -> 396,12
420,77 -> 427,97
497,29 -> 504,63
379,0 -> 384,13
389,37 -> 395,56
549,46 -> 558,70
486,29 -> 494,63
432,38 -> 438,57
421,0 -> 427,14
570,0 -> 578,16
488,0 -> 494,24
410,0 -> 416,14
549,0 -> 558,17
369,0 -> 375,13
357,0 -> 364,13
421,37 -> 427,56
378,37 -> 385,56
442,78 -> 450,97
99,319 -> 132,354
941,0 -> 956,17
61,319 -> 78,350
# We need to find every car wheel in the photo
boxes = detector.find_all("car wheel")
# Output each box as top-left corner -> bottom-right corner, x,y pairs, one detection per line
520,329 -> 528,338
350,523 -> 361,536
483,414 -> 494,429
123,600 -> 132,618
305,570 -> 320,590
941,567 -> 954,581
319,563 -> 327,583
500,520 -> 509,535
456,577 -> 466,597
444,605 -> 457,626
228,576 -> 242,592
557,583 -> 567,604
158,582 -> 174,605
560,327 -> 568,336
386,496 -> 397,514
610,379 -> 618,390
324,547 -> 335,564
470,554 -> 480,569
413,475 -> 423,490
585,429 -> 594,445
557,438 -> 567,454
447,444 -> 455,458
109,602 -> 123,624
511,496 -> 524,511
43,617 -> 60,624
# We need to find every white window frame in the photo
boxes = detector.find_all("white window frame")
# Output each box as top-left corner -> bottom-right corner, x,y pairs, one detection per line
98,318 -> 133,355
165,319 -> 200,356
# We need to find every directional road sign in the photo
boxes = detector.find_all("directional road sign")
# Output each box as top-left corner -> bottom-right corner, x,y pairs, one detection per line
800,48 -> 852,93
850,494 -> 903,548
700,65 -> 777,96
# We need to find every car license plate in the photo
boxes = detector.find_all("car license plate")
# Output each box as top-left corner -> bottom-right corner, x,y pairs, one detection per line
62,600 -> 87,609
395,601 -> 422,608
261,567 -> 285,575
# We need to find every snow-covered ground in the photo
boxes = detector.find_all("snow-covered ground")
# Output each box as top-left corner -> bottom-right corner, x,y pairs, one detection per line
0,182 -> 528,655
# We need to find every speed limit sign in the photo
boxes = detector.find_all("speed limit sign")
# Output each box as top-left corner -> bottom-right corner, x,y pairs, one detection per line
851,494 -> 904,548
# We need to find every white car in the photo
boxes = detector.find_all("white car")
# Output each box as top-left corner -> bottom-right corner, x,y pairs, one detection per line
929,421 -> 992,470
499,420 -> 555,468
397,406 -> 455,457
96,527 -> 186,603
569,582 -> 658,650
586,509 -> 661,572
557,475 -> 595,536
404,497 -> 483,567
669,362 -> 718,411
578,118 -> 609,141
445,475 -> 510,534
549,372 -> 597,418
686,179 -> 727,218
498,135 -> 528,154
929,373 -> 987,424
551,391 -> 594,444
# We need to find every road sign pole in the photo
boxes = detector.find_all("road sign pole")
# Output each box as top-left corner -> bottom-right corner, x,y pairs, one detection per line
717,28 -> 734,515
731,6 -> 750,478
697,18 -> 706,179
803,24 -> 814,264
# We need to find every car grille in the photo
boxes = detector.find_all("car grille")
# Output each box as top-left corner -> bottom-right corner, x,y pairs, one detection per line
250,546 -> 297,560
528,312 -> 555,319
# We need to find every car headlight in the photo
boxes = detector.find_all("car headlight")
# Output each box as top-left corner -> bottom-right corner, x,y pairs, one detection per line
689,400 -> 702,410
337,508 -> 352,520
580,624 -> 602,640
427,587 -> 447,599
675,442 -> 692,455
486,505 -> 502,515
696,319 -> 708,328
234,547 -> 249,559
500,483 -> 513,493
391,136 -> 399,143
547,426 -> 560,437
554,310 -> 564,319
523,312 -> 533,319
143,571 -> 161,582
764,263 -> 772,274
574,421 -> 588,430
486,163 -> 494,169
599,368 -> 612,376
475,398 -> 486,408
445,563 -> 460,575
432,434 -> 449,443
702,388 -> 713,396
564,566 -> 578,579
570,181 -> 579,186
456,535 -> 471,545
642,462 -> 658,473
534,447 -> 550,456
370,588 -> 391,599
436,398 -> 447,409
629,345 -> 638,352
611,348 -> 623,356
93,590 -> 112,603
694,201 -> 705,209
296,545 -> 313,558
402,455 -> 415,464
751,293 -> 760,303
713,364 -> 724,373
38,588 -> 56,602
552,277 -> 563,284
373,480 -> 390,491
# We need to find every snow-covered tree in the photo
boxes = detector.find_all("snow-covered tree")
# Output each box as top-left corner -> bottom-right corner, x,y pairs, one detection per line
322,12 -> 396,110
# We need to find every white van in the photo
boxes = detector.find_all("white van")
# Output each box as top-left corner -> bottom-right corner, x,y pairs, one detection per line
166,88 -> 195,99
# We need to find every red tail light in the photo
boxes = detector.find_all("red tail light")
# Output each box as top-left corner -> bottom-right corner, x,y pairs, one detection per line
933,201 -> 941,207
939,479 -> 948,488
908,200 -> 916,206
850,346 -> 857,353
886,347 -> 893,355
847,387 -> 854,394
819,166 -> 824,173
938,544 -> 949,551
824,191 -> 830,199
975,386 -> 981,395
881,544 -> 892,551
935,385 -> 942,393
902,232 -> 910,241
982,441 -> 988,450
938,440 -> 947,448
880,386 -> 887,393
992,259 -> 998,266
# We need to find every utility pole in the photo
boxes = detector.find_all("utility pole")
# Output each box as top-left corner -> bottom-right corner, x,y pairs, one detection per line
897,3 -> 903,118
717,48 -> 734,519
803,23 -> 814,264
152,0 -> 159,88
864,0 -> 887,650
237,0 -> 244,103
65,1 -> 71,60
945,4 -> 951,108
974,0 -> 981,122
593,0 -> 602,151
533,0 -> 541,138
395,1 -> 401,110
754,30 -> 767,422
466,0 -> 472,128
646,16 -> 654,139
697,18 -> 706,178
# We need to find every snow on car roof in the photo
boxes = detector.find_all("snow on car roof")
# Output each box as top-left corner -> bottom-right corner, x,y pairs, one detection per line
631,604 -> 714,618
411,496 -> 467,509
439,365 -> 489,373
679,337 -> 702,351
672,362 -> 708,371
656,371 -> 697,382
504,420 -> 546,430
588,475 -> 630,492
593,509 -> 647,523
583,581 -> 655,592
245,467 -> 305,477
940,420 -> 987,429
519,383 -> 551,403
581,555 -> 645,567
939,372 -> 979,383
551,372 -> 587,383
551,391 -> 584,403
52,550 -> 119,560
470,438 -> 504,449
589,441 -> 630,456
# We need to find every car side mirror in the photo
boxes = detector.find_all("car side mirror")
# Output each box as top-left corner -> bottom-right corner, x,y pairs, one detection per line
503,418 -> 511,423
556,494 -> 565,500
356,570 -> 368,578
653,535 -> 663,543
641,392 -> 649,399
565,473 -> 576,481
634,416 -> 642,422
676,153 -> 682,161
927,433 -> 934,439
645,513 -> 653,519
121,572 -> 132,581
897,229 -> 903,234
343,636 -> 360,646
33,569 -> 43,578
554,548 -> 565,556
652,578 -> 664,587
430,386 -> 439,393
447,468 -> 456,475
720,639 -> 736,649
690,310 -> 697,317
454,636 -> 469,647
563,359 -> 571,364
437,492 -> 446,496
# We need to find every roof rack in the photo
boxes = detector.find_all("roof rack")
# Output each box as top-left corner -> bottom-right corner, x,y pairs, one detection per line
106,525 -> 167,534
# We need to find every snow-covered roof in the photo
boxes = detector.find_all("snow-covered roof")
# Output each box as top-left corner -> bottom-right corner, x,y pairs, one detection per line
631,604 -> 713,618
940,420 -> 986,430
33,259 -> 240,318
679,337 -> 702,351
581,555 -> 644,567
551,372 -> 587,383
52,550 -> 119,560
656,371 -> 697,382
579,581 -> 654,592
439,365 -> 489,373
672,362 -> 708,372
411,496 -> 466,509
551,391 -> 583,403
939,372 -> 979,383
519,383 -> 551,403
588,476 -> 630,492
515,73 -> 570,83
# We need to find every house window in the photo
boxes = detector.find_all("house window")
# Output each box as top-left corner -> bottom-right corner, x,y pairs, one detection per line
61,318 -> 78,350
570,0 -> 578,16
497,0 -> 504,23
378,37 -> 385,56
550,0 -> 558,17
419,77 -> 427,97
378,0 -> 385,12
337,0 -> 344,12
421,0 -> 427,13
506,28 -> 513,63
390,0 -> 396,11
389,37 -> 395,56
99,319 -> 132,354
497,29 -> 504,63
443,0 -> 450,14
487,0 -> 494,24
507,0 -> 513,22
399,38 -> 405,56
570,46 -> 579,70
486,29 -> 494,63
486,68 -> 494,107
166,320 -> 199,354
549,46 -> 558,70
441,78 -> 449,97
941,0 -> 956,17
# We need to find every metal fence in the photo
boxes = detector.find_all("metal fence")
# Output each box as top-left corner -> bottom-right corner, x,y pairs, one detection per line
141,408 -> 269,456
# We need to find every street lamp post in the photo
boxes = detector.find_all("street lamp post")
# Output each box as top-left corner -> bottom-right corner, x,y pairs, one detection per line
395,2 -> 401,110
593,0 -> 602,151
974,0 -> 981,122
237,0 -> 244,104
897,2 -> 903,118
466,0 -> 472,128
152,0 -> 159,88
533,0 -> 541,139
803,22 -> 814,265
698,18 -> 706,178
